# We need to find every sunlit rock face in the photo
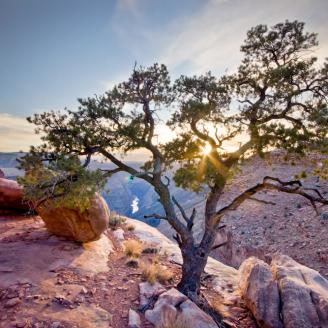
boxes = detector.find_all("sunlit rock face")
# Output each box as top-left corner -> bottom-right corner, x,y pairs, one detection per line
272,255 -> 328,328
37,193 -> 110,242
239,255 -> 328,328
0,177 -> 29,213
239,257 -> 283,328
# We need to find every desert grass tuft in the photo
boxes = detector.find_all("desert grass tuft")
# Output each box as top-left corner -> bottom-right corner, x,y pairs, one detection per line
123,239 -> 143,258
140,260 -> 174,285
210,297 -> 230,318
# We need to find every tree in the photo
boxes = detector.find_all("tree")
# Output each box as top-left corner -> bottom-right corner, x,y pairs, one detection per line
19,21 -> 328,310
165,20 -> 328,298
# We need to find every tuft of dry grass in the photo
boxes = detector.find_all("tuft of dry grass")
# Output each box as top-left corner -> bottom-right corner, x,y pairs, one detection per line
123,239 -> 143,258
140,260 -> 174,285
157,309 -> 191,328
210,297 -> 229,318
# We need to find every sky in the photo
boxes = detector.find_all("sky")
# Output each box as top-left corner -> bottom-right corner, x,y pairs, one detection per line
0,0 -> 328,155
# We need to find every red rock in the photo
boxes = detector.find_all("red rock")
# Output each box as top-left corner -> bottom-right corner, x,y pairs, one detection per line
36,193 -> 109,242
238,257 -> 283,328
0,178 -> 29,212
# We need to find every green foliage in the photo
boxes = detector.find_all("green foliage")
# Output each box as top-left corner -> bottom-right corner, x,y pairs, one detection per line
18,152 -> 106,212
18,63 -> 173,208
294,170 -> 307,180
173,158 -> 229,193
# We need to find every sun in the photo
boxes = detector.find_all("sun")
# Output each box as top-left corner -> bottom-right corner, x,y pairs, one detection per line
201,143 -> 212,155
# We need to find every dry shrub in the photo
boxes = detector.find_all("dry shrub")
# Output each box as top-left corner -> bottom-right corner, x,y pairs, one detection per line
125,258 -> 139,268
123,239 -> 143,258
157,265 -> 174,283
142,246 -> 158,254
140,260 -> 174,285
109,211 -> 126,229
126,223 -> 135,231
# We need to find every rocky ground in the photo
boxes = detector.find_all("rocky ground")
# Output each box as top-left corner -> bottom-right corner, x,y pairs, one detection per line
1,152 -> 328,328
0,214 -> 255,328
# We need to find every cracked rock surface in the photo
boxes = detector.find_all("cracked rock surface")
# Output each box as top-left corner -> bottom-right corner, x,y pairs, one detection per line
239,255 -> 328,328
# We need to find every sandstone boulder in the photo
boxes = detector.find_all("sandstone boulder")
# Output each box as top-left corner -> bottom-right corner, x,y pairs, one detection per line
239,257 -> 283,328
145,288 -> 217,328
239,255 -> 328,328
272,254 -> 328,328
37,193 -> 109,242
0,178 -> 29,212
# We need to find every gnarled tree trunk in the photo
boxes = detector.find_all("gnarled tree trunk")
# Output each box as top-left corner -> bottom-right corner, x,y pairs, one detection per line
177,184 -> 226,301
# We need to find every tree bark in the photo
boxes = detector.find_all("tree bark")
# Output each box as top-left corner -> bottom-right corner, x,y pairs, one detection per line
177,244 -> 208,301
177,183 -> 226,300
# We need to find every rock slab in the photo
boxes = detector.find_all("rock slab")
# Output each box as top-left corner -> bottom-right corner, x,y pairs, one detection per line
272,255 -> 328,328
239,257 -> 283,328
145,288 -> 217,328
239,255 -> 328,328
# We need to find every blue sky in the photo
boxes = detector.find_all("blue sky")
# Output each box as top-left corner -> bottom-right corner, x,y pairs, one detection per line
0,0 -> 328,152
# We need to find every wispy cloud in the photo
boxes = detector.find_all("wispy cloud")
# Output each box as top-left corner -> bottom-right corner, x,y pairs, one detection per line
158,0 -> 328,75
116,0 -> 141,17
2,0 -> 328,154
112,0 -> 328,76
0,113 -> 41,152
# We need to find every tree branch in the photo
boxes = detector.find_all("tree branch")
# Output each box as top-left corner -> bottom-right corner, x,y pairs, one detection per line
101,167 -> 124,176
172,196 -> 189,224
188,208 -> 196,231
144,214 -> 168,220
100,149 -> 153,183
190,119 -> 217,148
173,233 -> 183,247
225,139 -> 254,166
211,241 -> 228,250
213,176 -> 328,224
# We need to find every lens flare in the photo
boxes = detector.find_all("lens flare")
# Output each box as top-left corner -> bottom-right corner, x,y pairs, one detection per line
201,143 -> 212,155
